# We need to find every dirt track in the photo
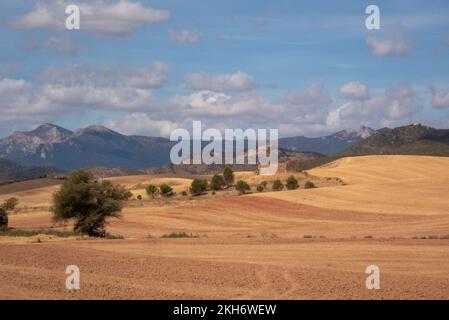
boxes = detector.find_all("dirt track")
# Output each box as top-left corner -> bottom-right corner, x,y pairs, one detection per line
1,156 -> 449,299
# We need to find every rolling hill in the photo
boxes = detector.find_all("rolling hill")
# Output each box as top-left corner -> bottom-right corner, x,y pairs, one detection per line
341,123 -> 449,156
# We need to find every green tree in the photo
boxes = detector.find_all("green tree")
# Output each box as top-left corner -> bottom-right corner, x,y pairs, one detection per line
304,181 -> 316,189
146,184 -> 158,198
159,184 -> 174,197
0,208 -> 8,230
2,197 -> 19,211
235,180 -> 251,195
223,167 -> 235,187
190,179 -> 209,196
286,176 -> 299,190
52,169 -> 131,236
272,179 -> 284,191
210,174 -> 225,191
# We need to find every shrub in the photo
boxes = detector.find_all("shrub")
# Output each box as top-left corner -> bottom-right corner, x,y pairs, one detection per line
161,232 -> 198,238
256,185 -> 264,192
137,195 -> 142,200
272,179 -> 284,191
190,179 -> 208,196
223,167 -> 235,187
0,208 -> 8,229
235,180 -> 251,195
304,181 -> 316,189
159,184 -> 174,197
52,169 -> 131,236
146,184 -> 158,198
181,190 -> 188,196
210,174 -> 225,191
286,176 -> 299,190
2,197 -> 19,211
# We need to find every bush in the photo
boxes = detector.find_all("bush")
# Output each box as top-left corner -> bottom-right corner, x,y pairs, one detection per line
137,195 -> 142,200
235,180 -> 251,195
223,167 -> 235,187
161,232 -> 198,238
52,169 -> 131,236
286,176 -> 299,190
146,184 -> 158,198
304,181 -> 316,189
190,179 -> 208,196
272,179 -> 284,191
256,185 -> 264,192
2,197 -> 19,211
159,184 -> 174,197
0,208 -> 8,229
210,174 -> 225,191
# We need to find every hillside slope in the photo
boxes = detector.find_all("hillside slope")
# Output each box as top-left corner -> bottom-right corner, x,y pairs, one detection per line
257,155 -> 449,215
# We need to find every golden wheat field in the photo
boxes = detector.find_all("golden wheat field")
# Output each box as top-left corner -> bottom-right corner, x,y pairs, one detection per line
1,155 -> 449,299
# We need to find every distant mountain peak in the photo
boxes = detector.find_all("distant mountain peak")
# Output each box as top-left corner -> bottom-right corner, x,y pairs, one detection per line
333,125 -> 374,140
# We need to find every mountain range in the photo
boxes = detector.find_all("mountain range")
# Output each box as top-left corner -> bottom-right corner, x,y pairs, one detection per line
0,124 -> 173,171
279,125 -> 376,155
1,123 -> 449,181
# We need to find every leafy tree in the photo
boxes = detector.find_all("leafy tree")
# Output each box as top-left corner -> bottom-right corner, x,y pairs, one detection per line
0,208 -> 8,230
146,184 -> 158,198
235,180 -> 251,195
223,167 -> 235,187
210,174 -> 225,191
159,184 -> 174,197
190,179 -> 208,196
286,176 -> 299,190
272,179 -> 284,191
304,181 -> 316,189
52,169 -> 131,236
2,197 -> 19,211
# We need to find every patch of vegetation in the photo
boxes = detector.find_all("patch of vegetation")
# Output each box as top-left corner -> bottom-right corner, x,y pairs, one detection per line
303,235 -> 313,239
210,174 -> 225,191
2,197 -> 19,211
223,167 -> 235,187
146,184 -> 158,198
0,228 -> 78,238
0,208 -> 8,229
190,179 -> 209,196
272,179 -> 284,191
52,169 -> 132,237
285,176 -> 299,190
256,181 -> 268,192
235,180 -> 251,195
159,184 -> 174,197
304,180 -> 316,189
161,232 -> 199,238
136,195 -> 142,200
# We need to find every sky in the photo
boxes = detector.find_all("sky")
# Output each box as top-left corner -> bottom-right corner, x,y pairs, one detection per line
0,0 -> 448,138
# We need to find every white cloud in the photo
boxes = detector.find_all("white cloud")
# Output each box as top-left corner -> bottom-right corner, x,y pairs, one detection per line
185,71 -> 258,92
366,25 -> 413,57
328,84 -> 422,129
104,113 -> 180,137
123,61 -> 169,89
36,62 -> 169,89
169,29 -> 201,44
430,86 -> 449,109
367,37 -> 412,57
340,81 -> 370,100
10,0 -> 170,36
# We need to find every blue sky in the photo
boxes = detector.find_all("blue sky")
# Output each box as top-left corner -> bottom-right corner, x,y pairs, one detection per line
0,0 -> 448,137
